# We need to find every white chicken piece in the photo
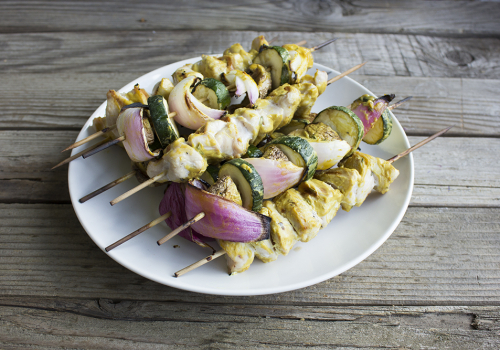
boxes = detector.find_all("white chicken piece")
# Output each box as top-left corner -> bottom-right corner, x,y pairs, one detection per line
172,64 -> 204,85
146,138 -> 207,183
94,85 -> 150,140
315,152 -> 400,212
188,84 -> 301,162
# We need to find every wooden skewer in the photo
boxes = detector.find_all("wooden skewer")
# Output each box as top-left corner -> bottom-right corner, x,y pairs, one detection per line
82,135 -> 125,159
387,96 -> 413,111
294,40 -> 307,46
105,211 -> 172,252
79,170 -> 137,203
52,139 -> 108,170
386,126 -> 454,164
157,212 -> 206,246
267,36 -> 278,45
174,249 -> 226,277
110,170 -> 167,206
310,38 -> 338,52
62,125 -> 117,152
327,62 -> 367,85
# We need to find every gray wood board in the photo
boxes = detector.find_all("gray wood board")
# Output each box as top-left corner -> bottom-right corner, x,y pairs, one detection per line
2,31 -> 499,78
0,300 -> 499,349
1,0 -> 499,36
3,73 -> 499,137
1,204 -> 499,305
1,131 -> 498,206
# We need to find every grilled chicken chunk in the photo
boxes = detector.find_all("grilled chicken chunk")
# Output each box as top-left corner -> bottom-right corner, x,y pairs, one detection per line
146,138 -> 207,183
274,188 -> 322,242
298,179 -> 343,228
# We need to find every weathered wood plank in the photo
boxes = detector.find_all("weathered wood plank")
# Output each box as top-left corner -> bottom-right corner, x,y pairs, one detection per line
0,300 -> 499,349
0,204 -> 499,305
0,0 -> 498,35
3,72 -> 499,137
1,131 -> 497,205
2,31 -> 499,78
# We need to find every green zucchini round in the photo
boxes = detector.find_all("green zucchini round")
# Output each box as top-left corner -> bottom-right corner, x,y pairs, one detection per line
200,164 -> 220,186
244,145 -> 264,158
219,159 -> 264,211
192,78 -> 231,110
147,95 -> 179,148
314,106 -> 364,157
362,110 -> 393,145
254,46 -> 291,90
264,135 -> 318,182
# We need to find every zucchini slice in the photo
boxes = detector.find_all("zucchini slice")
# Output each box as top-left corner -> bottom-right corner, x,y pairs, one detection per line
219,159 -> 264,211
244,145 -> 264,158
192,78 -> 231,110
362,110 -> 393,145
264,136 -> 318,182
253,46 -> 290,90
314,106 -> 364,157
200,164 -> 220,186
148,95 -> 179,149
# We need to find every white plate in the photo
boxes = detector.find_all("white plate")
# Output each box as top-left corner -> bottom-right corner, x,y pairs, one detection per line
68,58 -> 414,296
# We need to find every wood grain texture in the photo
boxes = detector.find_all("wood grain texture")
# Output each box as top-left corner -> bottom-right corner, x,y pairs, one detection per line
1,204 -> 499,305
1,130 -> 498,205
0,0 -> 499,36
2,31 -> 499,78
3,72 -> 499,137
0,299 -> 499,349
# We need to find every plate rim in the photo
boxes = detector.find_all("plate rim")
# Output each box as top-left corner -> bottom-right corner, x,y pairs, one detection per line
68,58 -> 414,296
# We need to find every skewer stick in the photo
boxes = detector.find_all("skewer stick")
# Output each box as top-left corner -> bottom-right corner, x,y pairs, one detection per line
79,170 -> 137,203
386,126 -> 454,164
294,40 -> 307,46
157,212 -> 206,246
105,211 -> 172,252
327,62 -> 367,85
62,125 -> 117,152
387,96 -> 413,111
174,250 -> 226,277
82,135 -> 125,159
110,170 -> 167,206
51,139 -> 108,170
310,38 -> 338,52
267,36 -> 278,45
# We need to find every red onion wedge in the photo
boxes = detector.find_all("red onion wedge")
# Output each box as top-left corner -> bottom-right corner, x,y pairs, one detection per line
159,182 -> 215,248
168,76 -> 227,130
223,70 -> 259,106
351,94 -> 395,136
116,107 -> 160,162
184,182 -> 271,242
245,158 -> 304,199
308,139 -> 351,170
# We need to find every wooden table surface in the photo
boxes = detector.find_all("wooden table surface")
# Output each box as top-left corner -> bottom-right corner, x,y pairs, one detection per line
1,1 -> 500,348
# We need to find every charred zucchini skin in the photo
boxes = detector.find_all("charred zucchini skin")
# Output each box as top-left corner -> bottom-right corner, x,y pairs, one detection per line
254,46 -> 291,89
148,95 -> 179,148
363,110 -> 393,145
192,78 -> 231,110
244,145 -> 264,158
219,159 -> 264,212
314,106 -> 364,158
264,136 -> 318,182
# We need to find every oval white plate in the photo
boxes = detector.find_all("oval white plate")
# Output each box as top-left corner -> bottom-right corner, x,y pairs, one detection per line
68,58 -> 414,296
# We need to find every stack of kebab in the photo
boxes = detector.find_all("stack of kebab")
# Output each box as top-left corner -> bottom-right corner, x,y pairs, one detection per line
56,35 -> 440,276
